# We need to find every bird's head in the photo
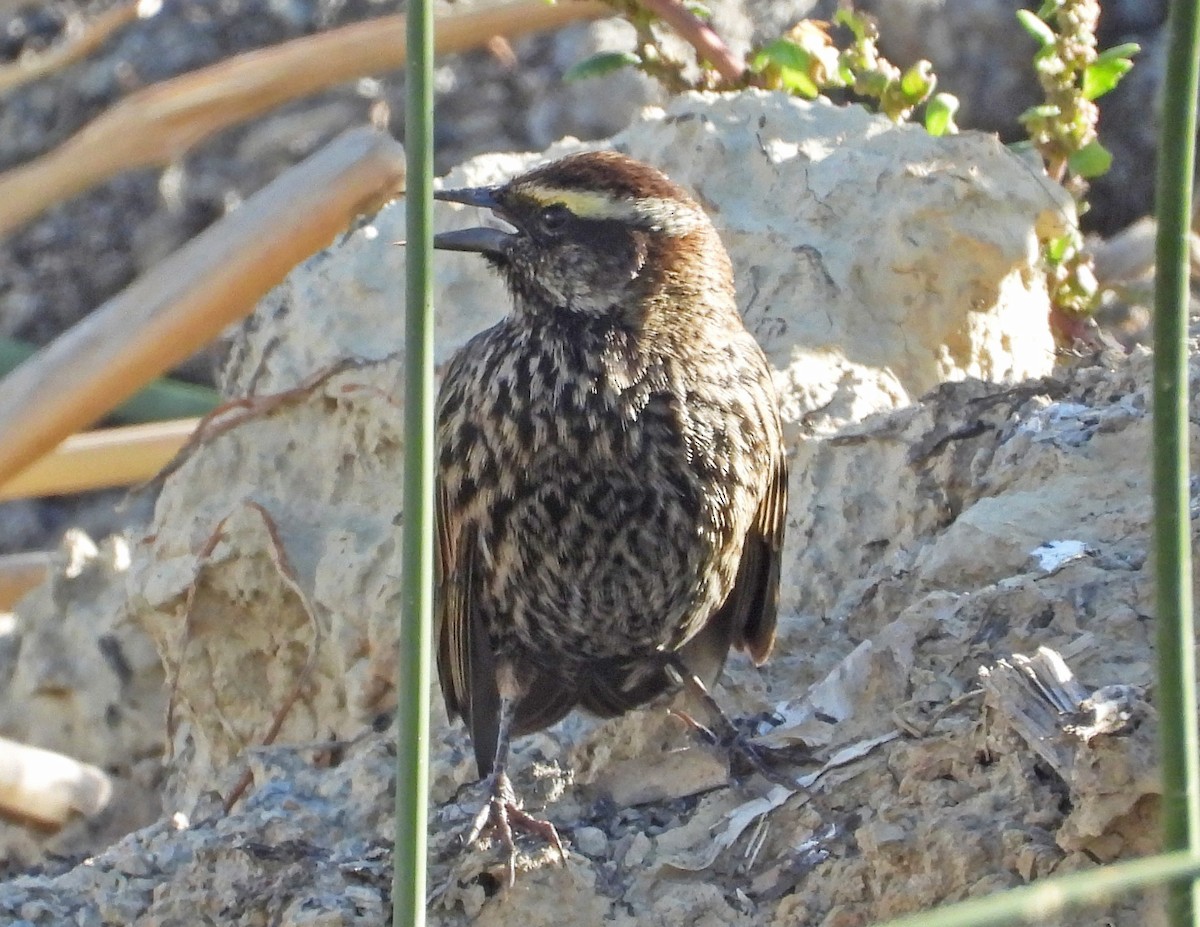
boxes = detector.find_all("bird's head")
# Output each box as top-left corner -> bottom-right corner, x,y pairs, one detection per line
434,151 -> 732,322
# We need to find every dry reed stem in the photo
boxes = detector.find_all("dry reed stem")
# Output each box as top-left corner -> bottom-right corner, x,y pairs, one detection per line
0,0 -> 143,96
0,417 -> 199,501
0,127 -> 405,490
0,0 -> 608,237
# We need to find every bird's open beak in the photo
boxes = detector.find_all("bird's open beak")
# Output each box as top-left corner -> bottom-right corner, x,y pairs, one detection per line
432,226 -> 516,254
434,186 -> 500,209
433,185 -> 517,255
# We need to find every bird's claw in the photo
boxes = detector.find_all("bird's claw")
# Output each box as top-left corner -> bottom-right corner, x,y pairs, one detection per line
465,771 -> 567,886
724,731 -> 807,789
671,707 -> 805,790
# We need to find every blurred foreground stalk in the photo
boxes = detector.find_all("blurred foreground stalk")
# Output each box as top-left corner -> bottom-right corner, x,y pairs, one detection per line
1152,0 -> 1200,923
393,0 -> 434,922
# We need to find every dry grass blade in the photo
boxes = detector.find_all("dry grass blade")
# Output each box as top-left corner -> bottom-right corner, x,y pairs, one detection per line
0,0 -> 608,238
0,418 -> 199,501
0,126 -> 405,491
0,0 -> 143,96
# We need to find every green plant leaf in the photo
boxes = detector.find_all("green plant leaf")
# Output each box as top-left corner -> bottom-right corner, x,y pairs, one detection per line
563,50 -> 640,82
1081,43 -> 1139,100
855,70 -> 890,100
924,93 -> 960,136
749,39 -> 824,97
1016,9 -> 1056,47
900,60 -> 936,101
1019,103 -> 1061,122
751,37 -> 810,73
1096,41 -> 1141,64
834,8 -> 870,43
1068,139 -> 1113,178
1082,56 -> 1135,99
1036,0 -> 1062,18
1045,233 -> 1073,263
781,67 -> 821,98
683,1 -> 712,21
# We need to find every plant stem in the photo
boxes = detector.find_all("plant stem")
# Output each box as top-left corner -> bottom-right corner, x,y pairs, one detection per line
393,0 -> 435,922
874,852 -> 1200,927
636,0 -> 745,82
1153,0 -> 1200,923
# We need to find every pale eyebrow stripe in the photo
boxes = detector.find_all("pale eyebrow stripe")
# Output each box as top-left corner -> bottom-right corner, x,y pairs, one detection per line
516,184 -> 706,234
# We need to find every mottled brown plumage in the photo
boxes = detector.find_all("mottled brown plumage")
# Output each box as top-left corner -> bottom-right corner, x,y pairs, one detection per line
433,150 -> 786,879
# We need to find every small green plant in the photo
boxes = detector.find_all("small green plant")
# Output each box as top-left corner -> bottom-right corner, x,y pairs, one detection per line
1016,0 -> 1138,325
568,0 -> 1136,337
567,2 -> 959,136
564,0 -> 723,94
748,12 -> 959,136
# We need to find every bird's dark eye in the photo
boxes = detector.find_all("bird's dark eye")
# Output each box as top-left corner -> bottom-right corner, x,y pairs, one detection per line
539,204 -> 571,234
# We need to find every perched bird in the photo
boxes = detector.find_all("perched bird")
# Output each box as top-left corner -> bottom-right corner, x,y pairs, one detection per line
433,150 -> 787,880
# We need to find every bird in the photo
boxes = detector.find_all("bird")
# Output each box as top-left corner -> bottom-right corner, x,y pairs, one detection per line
432,149 -> 787,883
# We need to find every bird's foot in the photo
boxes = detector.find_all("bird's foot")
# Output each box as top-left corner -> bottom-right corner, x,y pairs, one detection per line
725,730 -> 812,789
672,707 -> 810,790
666,657 -> 812,789
465,770 -> 567,886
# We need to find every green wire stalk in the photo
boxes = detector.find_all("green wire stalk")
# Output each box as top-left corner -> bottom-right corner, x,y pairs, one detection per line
394,0 -> 435,923
877,852 -> 1200,927
1153,0 -> 1200,924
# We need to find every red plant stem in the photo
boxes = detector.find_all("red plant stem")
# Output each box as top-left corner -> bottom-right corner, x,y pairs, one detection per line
637,0 -> 745,83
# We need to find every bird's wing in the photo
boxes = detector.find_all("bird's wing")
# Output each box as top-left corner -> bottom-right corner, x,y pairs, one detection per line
584,445 -> 787,704
723,452 -> 788,666
435,481 -> 500,776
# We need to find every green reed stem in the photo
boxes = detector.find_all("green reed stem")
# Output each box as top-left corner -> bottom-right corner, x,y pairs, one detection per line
1153,0 -> 1200,924
393,0 -> 435,923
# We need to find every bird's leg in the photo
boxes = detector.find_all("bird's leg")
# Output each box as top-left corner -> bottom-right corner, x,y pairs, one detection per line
465,695 -> 567,886
666,657 -> 803,789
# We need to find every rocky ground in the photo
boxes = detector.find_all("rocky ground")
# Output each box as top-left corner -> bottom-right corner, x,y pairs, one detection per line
0,0 -> 1174,550
1,88 -> 1187,926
